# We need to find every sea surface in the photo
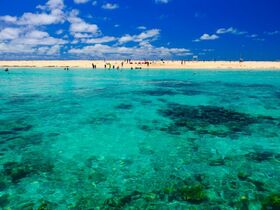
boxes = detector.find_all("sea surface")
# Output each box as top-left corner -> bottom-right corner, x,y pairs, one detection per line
0,68 -> 279,210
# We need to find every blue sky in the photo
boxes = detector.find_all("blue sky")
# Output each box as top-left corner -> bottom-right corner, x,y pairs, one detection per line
0,0 -> 279,60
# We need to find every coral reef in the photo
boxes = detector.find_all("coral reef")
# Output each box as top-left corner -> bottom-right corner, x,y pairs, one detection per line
261,194 -> 280,210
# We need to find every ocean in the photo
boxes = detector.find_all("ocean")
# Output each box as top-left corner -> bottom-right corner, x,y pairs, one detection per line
0,68 -> 279,209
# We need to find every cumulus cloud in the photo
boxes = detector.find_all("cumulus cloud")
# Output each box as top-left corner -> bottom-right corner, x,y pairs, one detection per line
119,29 -> 160,44
17,13 -> 64,26
0,27 -> 65,58
36,45 -> 61,55
68,44 -> 190,59
82,36 -> 116,44
0,0 -> 67,59
0,15 -> 17,23
43,0 -> 64,10
0,42 -> 61,57
0,27 -> 66,45
194,33 -> 219,42
68,10 -> 100,38
0,0 -> 190,60
0,0 -> 65,26
194,27 -> 249,42
200,34 -> 219,40
0,28 -> 21,40
102,3 -> 119,10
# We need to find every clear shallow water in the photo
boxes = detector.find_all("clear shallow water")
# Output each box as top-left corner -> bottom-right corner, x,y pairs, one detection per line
0,68 -> 279,210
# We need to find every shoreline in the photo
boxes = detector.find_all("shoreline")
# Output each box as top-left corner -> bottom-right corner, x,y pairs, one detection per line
1,60 -> 280,70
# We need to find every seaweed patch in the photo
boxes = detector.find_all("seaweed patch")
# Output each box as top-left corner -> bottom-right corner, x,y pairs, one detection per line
136,89 -> 178,96
115,103 -> 133,110
158,103 -> 258,136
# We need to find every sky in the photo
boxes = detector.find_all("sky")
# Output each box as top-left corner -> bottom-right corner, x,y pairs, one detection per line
0,0 -> 279,60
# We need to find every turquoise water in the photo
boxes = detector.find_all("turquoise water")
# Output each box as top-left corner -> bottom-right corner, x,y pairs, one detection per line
0,69 -> 279,210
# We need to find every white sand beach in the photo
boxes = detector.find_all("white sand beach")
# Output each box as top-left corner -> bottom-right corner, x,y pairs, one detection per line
0,60 -> 280,70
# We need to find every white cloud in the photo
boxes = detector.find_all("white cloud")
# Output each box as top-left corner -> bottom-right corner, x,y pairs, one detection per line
102,3 -> 119,10
73,0 -> 90,4
0,0 -> 67,58
0,0 -> 65,26
138,29 -> 159,40
68,44 -> 190,59
0,28 -> 64,57
0,25 -> 66,58
216,27 -> 246,35
0,28 -> 21,40
26,30 -> 49,39
0,43 -> 37,54
118,29 -> 160,44
195,33 -> 219,41
36,45 -> 61,55
0,15 -> 17,23
45,0 -> 64,10
11,30 -> 67,45
17,12 -> 64,26
69,20 -> 99,34
155,0 -> 170,4
0,42 -> 61,56
68,10 -> 100,38
200,33 -> 219,40
118,35 -> 134,43
137,26 -> 147,30
0,0 -> 191,60
194,27 -> 248,42
82,36 -> 117,44
92,1 -> 98,6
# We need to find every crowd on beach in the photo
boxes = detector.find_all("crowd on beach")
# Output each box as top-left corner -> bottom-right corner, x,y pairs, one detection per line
92,59 -> 154,70
2,60 -> 280,71
90,59 -> 199,70
2,59 -> 195,72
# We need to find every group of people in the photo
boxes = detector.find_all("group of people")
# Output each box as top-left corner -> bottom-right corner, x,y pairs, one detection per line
104,63 -> 120,70
92,63 -> 97,69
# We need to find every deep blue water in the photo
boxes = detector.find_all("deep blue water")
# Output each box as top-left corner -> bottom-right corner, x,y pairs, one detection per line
0,69 -> 279,209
